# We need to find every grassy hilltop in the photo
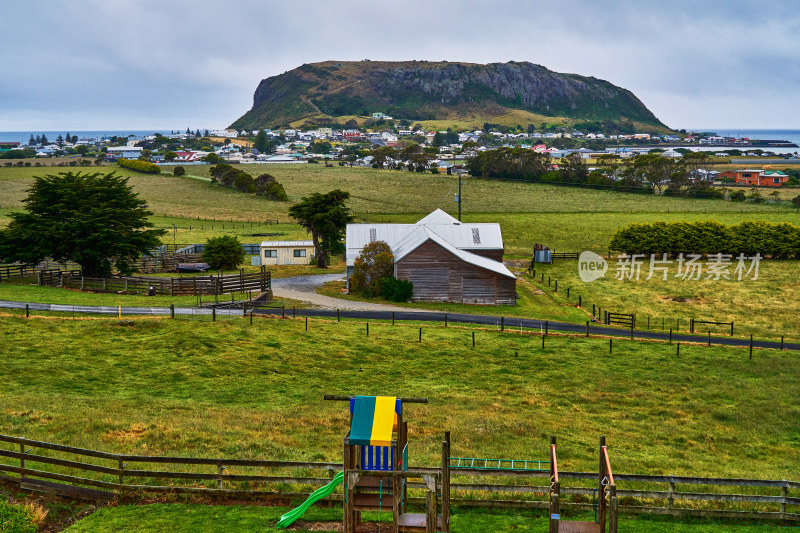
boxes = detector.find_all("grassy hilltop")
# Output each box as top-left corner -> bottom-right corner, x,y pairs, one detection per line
230,60 -> 671,132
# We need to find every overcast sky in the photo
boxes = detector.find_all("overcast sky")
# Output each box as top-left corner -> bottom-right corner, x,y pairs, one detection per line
2,0 -> 799,131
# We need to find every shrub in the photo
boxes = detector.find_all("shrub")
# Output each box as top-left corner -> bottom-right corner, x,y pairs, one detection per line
203,235 -> 246,270
173,166 -> 186,176
117,157 -> 160,174
729,190 -> 746,202
254,173 -> 288,201
381,277 -> 413,302
351,241 -> 394,297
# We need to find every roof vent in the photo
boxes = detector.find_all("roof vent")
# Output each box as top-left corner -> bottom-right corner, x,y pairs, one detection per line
472,228 -> 481,245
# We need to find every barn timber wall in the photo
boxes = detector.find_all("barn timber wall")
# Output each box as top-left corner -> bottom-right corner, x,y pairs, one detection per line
396,240 -> 516,305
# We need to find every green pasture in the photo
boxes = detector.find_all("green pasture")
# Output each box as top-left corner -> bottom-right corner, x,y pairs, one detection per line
1,316 -> 798,480
62,503 -> 787,532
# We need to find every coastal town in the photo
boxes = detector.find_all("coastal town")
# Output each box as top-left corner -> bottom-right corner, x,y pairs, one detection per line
2,121 -> 798,190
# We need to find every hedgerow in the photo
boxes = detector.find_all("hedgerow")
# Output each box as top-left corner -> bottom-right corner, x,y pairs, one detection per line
117,158 -> 160,174
609,220 -> 800,257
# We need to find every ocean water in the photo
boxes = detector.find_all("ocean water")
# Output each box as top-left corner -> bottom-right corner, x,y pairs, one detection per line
700,129 -> 800,147
0,130 -> 177,144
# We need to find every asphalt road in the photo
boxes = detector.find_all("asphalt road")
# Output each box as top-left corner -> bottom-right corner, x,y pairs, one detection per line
2,299 -> 795,351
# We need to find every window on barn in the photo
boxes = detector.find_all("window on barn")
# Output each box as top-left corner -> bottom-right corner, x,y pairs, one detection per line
264,250 -> 277,258
293,249 -> 306,257
369,228 -> 376,242
472,228 -> 481,245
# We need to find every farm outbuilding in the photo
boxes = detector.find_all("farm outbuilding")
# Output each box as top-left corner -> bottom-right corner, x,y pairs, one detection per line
346,209 -> 516,305
259,240 -> 314,266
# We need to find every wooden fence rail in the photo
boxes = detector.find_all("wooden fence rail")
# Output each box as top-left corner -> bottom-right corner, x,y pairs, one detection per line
37,268 -> 270,296
0,434 -> 797,522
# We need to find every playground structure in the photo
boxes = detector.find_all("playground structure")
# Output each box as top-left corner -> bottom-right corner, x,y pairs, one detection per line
334,394 -> 449,533
549,436 -> 618,533
277,395 -> 617,532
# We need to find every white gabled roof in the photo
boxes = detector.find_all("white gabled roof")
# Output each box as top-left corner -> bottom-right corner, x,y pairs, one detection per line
346,210 -> 505,264
392,226 -> 515,279
416,208 -> 460,225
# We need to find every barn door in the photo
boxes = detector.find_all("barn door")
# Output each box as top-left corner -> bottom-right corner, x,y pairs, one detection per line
462,277 -> 496,304
409,268 -> 449,301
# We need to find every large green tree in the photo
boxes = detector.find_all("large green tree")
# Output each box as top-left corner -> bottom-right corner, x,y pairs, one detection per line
289,190 -> 352,268
0,171 -> 165,276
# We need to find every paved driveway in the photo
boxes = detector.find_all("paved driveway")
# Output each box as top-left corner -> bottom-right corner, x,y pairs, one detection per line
271,273 -> 421,312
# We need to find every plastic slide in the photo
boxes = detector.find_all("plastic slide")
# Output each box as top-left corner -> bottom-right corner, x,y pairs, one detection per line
275,470 -> 345,529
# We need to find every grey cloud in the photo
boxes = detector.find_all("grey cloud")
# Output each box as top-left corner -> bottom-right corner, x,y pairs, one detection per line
1,0 -> 799,129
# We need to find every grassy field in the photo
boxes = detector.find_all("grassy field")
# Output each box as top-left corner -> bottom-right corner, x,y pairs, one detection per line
2,164 -> 796,222
2,316 -> 798,480
527,259 -> 800,340
62,504 -> 788,532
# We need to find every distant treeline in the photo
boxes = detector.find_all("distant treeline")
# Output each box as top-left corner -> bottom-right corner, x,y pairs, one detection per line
117,158 -> 160,174
210,164 -> 287,201
609,220 -> 800,257
467,147 -> 729,198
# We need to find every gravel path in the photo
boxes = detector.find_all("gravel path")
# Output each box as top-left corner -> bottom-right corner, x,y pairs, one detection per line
271,273 -> 421,312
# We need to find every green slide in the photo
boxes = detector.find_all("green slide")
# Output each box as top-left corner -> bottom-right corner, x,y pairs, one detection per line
276,470 -> 344,529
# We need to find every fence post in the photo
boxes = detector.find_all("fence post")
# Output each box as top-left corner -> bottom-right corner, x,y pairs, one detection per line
668,477 -> 675,509
586,321 -> 589,337
282,305 -> 285,319
708,331 -> 711,347
609,338 -> 612,354
170,278 -> 174,297
501,316 -> 504,332
337,309 -> 340,322
472,331 -> 475,347
212,307 -> 216,322
26,304 -> 29,318
669,328 -> 673,343
305,316 -> 308,331
749,334 -> 753,360
781,336 -> 784,351
19,442 -> 25,486
545,321 -> 549,335
419,327 -> 422,342
578,295 -> 582,307
548,276 -> 551,287
690,318 -> 694,334
676,318 -> 680,332
542,334 -> 545,350
781,481 -> 788,516
731,322 -> 734,336
170,304 -> 174,319
392,312 -> 395,326
677,343 -> 680,356
119,458 -> 124,490
250,310 -> 253,326
566,287 -> 569,299
555,280 -> 557,292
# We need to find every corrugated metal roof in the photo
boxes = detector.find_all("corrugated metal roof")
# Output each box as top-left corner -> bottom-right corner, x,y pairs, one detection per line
392,227 -> 515,279
260,241 -> 314,247
417,208 -> 460,225
346,209 -> 507,272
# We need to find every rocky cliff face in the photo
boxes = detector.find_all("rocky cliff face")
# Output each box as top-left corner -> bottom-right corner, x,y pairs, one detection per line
231,60 -> 666,130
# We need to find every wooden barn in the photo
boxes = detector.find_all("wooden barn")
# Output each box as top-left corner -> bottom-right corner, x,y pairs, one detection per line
346,210 -> 516,305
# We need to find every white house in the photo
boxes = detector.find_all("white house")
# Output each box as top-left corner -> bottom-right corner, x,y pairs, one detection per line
259,241 -> 315,265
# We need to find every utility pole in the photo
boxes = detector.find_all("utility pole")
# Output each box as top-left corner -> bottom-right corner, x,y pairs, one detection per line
458,175 -> 462,221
